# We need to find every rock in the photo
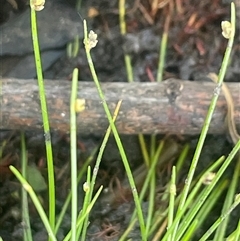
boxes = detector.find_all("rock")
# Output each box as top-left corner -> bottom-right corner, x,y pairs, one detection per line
0,0 -> 83,55
5,49 -> 65,78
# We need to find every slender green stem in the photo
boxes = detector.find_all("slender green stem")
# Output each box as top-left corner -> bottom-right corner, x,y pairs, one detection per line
149,150 -> 224,240
64,166 -> 92,241
30,7 -> 55,233
157,1 -> 172,82
67,36 -> 80,58
232,220 -> 240,241
21,132 -> 33,241
70,68 -> 79,240
76,0 -> 82,12
79,166 -> 92,241
138,134 -> 150,166
83,19 -> 146,238
63,185 -> 103,241
227,222 -> 240,241
145,163 -> 156,237
213,156 -> 240,241
10,166 -> 57,241
119,217 -> 138,241
169,3 -> 236,239
119,0 -> 134,82
130,140 -> 164,224
162,138 -> 240,241
120,140 -> 164,241
167,166 -> 176,241
80,100 -> 122,240
182,179 -> 228,240
199,194 -> 240,241
171,97 -> 218,237
217,3 -> 236,86
54,149 -> 96,234
159,155 -> 224,240
150,134 -> 156,160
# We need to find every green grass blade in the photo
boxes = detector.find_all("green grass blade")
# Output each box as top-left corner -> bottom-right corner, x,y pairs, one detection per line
167,3 -> 236,240
78,166 -> 92,241
138,134 -> 150,167
63,185 -> 103,241
83,20 -> 146,238
54,149 -> 96,234
227,219 -> 240,241
160,154 -> 224,241
20,132 -> 33,241
70,68 -> 79,240
145,162 -> 156,237
181,179 -> 228,240
30,6 -> 55,233
213,157 -> 240,240
199,194 -> 240,241
157,2 -> 173,82
9,166 -> 57,241
119,0 -> 134,82
165,140 -> 240,241
167,166 -> 176,241
80,100 -> 122,239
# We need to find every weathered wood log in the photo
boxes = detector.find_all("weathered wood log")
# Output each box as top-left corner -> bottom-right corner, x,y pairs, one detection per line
1,78 -> 240,135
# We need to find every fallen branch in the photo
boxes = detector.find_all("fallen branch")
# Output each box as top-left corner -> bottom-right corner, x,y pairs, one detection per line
1,78 -> 240,135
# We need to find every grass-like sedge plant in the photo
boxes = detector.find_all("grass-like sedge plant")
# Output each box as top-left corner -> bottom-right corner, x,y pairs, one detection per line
120,2 -> 239,240
7,1 -> 240,241
69,68 -> 78,241
150,155 -> 226,240
162,3 -> 238,240
157,0 -> 173,82
57,80 -> 123,240
54,148 -> 97,234
83,20 -> 147,239
20,132 -> 33,241
79,100 -> 122,241
10,165 -> 57,241
29,1 -> 55,236
118,1 -> 158,238
213,157 -> 240,240
119,0 -> 134,82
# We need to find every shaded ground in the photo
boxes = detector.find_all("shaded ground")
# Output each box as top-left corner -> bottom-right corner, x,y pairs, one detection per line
1,0 -> 240,240
1,0 -> 240,82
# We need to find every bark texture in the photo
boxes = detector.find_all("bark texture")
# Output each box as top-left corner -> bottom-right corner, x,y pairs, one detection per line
1,78 -> 240,135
